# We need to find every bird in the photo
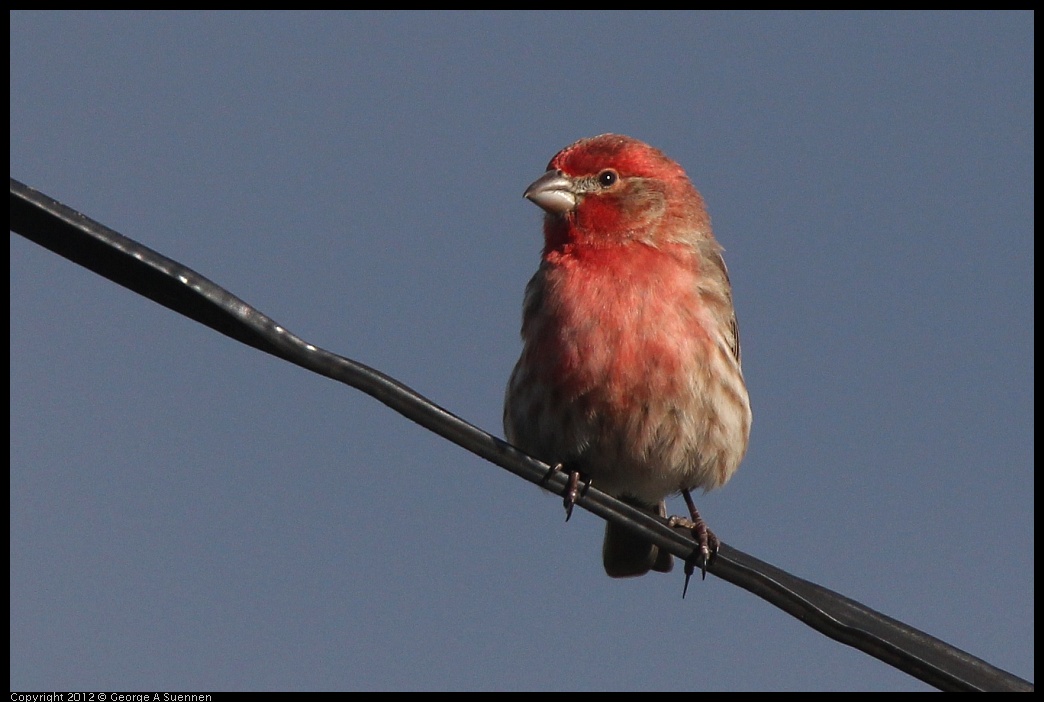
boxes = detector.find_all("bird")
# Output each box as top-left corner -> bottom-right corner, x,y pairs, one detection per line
504,134 -> 751,583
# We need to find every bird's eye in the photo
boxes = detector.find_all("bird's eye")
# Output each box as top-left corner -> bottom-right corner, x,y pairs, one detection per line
597,170 -> 618,188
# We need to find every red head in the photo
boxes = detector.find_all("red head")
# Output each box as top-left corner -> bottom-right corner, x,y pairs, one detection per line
524,134 -> 711,253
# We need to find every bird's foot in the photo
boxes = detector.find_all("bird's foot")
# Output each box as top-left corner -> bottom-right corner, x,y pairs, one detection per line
668,490 -> 720,597
540,463 -> 591,521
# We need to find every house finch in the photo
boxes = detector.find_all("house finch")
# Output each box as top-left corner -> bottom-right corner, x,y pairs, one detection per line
504,134 -> 751,580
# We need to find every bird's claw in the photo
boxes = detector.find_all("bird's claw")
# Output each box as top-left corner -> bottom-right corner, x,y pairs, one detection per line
669,494 -> 721,597
541,464 -> 590,521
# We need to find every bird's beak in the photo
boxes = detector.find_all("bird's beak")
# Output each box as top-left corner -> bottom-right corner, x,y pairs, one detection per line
524,170 -> 576,214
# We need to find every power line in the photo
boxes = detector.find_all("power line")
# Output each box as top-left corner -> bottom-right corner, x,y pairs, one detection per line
9,177 -> 1032,692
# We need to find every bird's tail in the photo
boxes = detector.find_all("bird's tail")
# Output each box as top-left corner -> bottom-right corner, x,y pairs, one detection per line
602,498 -> 674,577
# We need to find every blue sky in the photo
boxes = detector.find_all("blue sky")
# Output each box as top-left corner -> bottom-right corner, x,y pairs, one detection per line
10,11 -> 1033,691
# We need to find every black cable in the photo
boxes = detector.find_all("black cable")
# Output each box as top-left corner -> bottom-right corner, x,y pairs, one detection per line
9,177 -> 1032,692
